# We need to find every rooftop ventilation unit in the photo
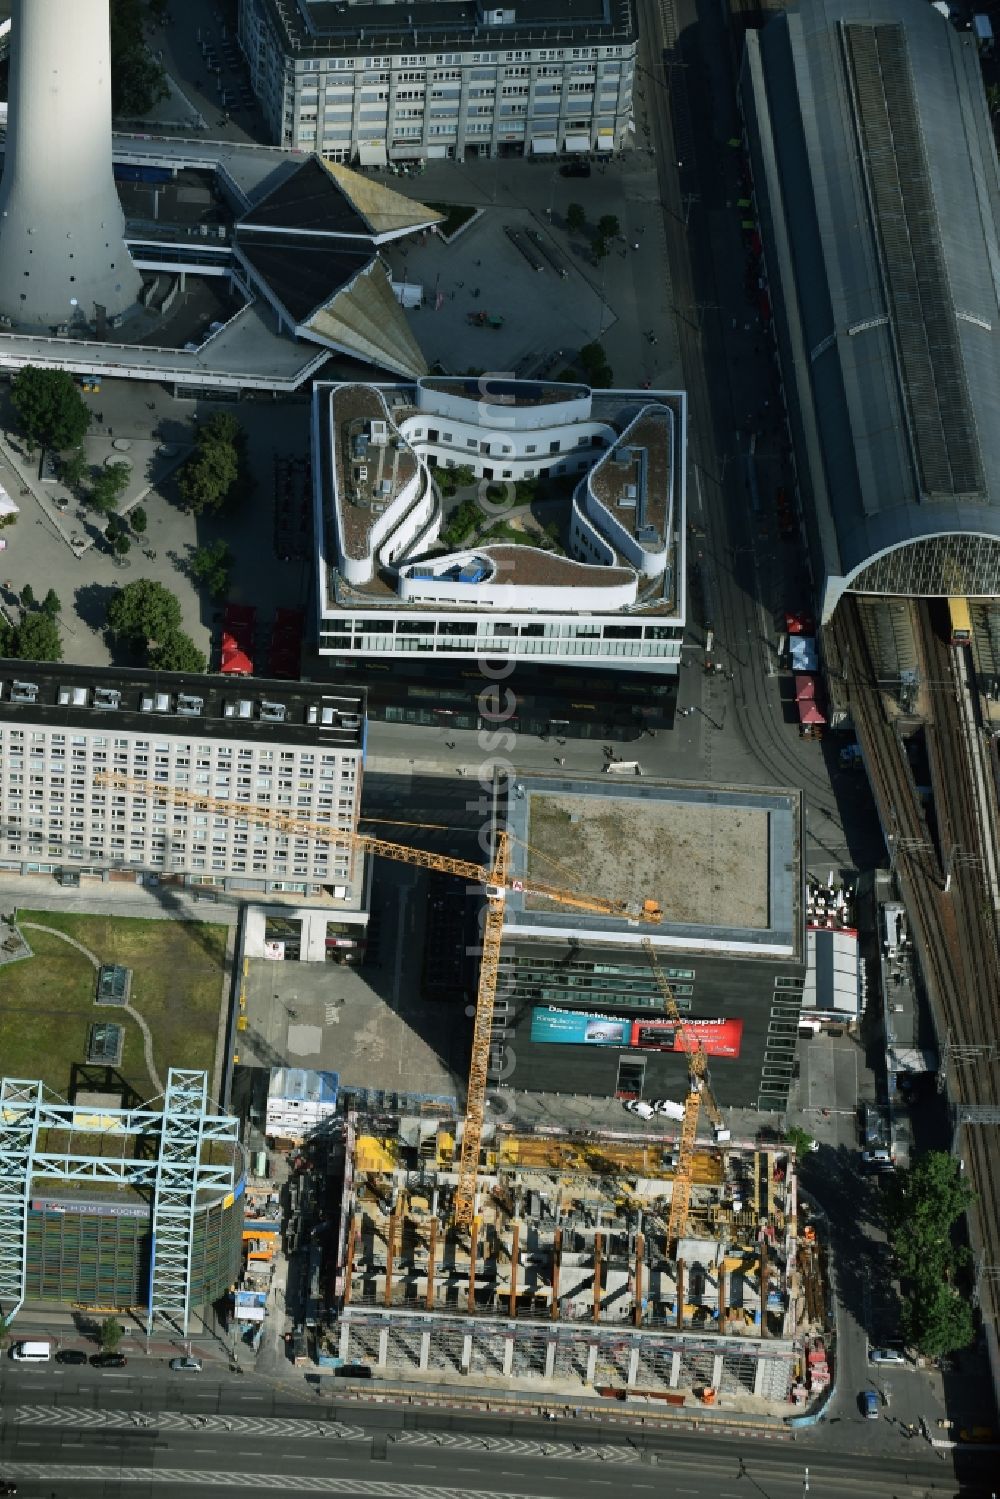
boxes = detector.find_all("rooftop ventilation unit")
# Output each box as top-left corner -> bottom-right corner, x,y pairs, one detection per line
636,525 -> 660,544
340,714 -> 361,730
619,484 -> 638,508
154,692 -> 171,712
259,700 -> 288,723
177,694 -> 204,716
140,696 -> 154,711
237,699 -> 253,719
57,685 -> 89,706
93,687 -> 121,710
10,681 -> 39,703
370,419 -> 388,444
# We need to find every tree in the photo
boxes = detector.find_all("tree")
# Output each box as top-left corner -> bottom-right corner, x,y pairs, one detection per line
887,1152 -> 975,1253
112,530 -> 132,558
109,0 -> 168,116
901,1279 -> 974,1359
785,1126 -> 815,1157
178,412 -> 246,516
566,202 -> 586,233
0,615 -> 13,656
149,629 -> 206,674
130,505 -> 148,535
190,539 -> 232,599
91,462 -> 131,515
597,213 -> 621,241
593,236 -> 609,263
578,340 -> 613,389
100,1316 -> 124,1354
41,588 -> 62,619
886,1151 -> 977,1358
20,583 -> 35,610
10,366 -> 89,453
59,447 -> 88,491
107,578 -> 182,648
12,611 -> 63,662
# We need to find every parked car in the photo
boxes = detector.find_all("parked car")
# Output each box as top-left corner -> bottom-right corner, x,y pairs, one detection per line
0,1480 -> 17,1494
560,158 -> 591,178
90,1352 -> 127,1368
55,1349 -> 88,1365
169,1356 -> 203,1372
861,1390 -> 879,1420
623,1099 -> 655,1119
869,1346 -> 905,1364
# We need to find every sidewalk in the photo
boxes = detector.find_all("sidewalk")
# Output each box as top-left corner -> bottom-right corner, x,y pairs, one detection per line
0,873 -> 239,926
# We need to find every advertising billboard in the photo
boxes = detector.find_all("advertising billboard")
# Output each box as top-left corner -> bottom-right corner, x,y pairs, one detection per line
630,1016 -> 743,1058
529,1008 -> 631,1047
530,1008 -> 743,1058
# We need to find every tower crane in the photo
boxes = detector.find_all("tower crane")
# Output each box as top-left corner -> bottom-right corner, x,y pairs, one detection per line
642,938 -> 729,1245
95,772 -> 662,1227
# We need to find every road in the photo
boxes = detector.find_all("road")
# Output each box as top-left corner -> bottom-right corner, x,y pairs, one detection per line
0,1365 -> 991,1498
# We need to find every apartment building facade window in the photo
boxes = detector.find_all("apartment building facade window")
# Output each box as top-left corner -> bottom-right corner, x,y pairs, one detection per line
0,667 -> 366,896
238,0 -> 636,160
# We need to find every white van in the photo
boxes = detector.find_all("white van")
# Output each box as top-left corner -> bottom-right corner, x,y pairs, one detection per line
11,1339 -> 51,1361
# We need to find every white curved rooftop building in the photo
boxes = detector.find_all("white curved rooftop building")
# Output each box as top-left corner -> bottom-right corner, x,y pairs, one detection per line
313,378 -> 686,673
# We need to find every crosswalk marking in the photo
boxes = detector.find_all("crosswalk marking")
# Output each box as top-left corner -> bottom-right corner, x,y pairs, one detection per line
12,1406 -> 640,1465
0,1469 -> 542,1497
14,1405 -> 365,1440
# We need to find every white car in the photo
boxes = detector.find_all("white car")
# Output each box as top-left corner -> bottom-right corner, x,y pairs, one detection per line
623,1100 -> 655,1120
169,1356 -> 203,1372
869,1346 -> 905,1365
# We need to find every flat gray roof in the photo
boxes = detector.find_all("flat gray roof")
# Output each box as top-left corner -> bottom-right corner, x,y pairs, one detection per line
499,772 -> 802,957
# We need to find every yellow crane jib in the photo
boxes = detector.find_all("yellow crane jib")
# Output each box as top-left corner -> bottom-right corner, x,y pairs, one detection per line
94,772 -> 661,1229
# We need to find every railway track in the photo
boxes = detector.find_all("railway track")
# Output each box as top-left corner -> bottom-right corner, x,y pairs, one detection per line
829,598 -> 999,1337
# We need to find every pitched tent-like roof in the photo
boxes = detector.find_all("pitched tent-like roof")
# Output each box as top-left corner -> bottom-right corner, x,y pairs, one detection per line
239,155 -> 442,244
233,154 -> 434,380
302,259 -> 428,380
322,159 -> 443,240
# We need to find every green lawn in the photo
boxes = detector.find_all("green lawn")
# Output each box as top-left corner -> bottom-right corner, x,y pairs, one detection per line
1,911 -> 228,1103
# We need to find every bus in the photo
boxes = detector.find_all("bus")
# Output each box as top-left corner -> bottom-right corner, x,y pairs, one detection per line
947,596 -> 972,647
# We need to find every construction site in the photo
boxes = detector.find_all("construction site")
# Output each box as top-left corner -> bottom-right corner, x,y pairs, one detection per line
326,1113 -> 821,1409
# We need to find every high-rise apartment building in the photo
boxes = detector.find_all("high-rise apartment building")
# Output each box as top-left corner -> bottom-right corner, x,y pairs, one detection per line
238,0 -> 636,163
0,662 -> 366,901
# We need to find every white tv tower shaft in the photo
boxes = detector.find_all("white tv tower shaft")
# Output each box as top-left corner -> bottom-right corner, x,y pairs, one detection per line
0,0 -> 142,328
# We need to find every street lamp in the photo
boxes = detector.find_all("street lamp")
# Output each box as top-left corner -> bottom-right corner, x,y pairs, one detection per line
803,1466 -> 809,1496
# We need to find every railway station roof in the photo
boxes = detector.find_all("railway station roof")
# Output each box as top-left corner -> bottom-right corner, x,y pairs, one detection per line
742,0 -> 1000,615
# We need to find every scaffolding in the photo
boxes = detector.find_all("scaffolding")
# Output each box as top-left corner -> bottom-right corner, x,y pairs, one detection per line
0,1079 -> 44,1326
0,1069 -> 239,1334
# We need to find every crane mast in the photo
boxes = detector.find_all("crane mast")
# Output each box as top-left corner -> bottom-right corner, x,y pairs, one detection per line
641,938 -> 729,1245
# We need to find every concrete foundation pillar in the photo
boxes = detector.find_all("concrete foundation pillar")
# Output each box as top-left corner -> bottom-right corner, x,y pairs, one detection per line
585,1343 -> 598,1385
753,1357 -> 766,1397
711,1353 -> 724,1390
503,1338 -> 514,1377
626,1345 -> 640,1388
378,1328 -> 388,1368
461,1333 -> 472,1373
338,1322 -> 351,1361
419,1331 -> 430,1371
669,1350 -> 681,1387
544,1341 -> 556,1379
